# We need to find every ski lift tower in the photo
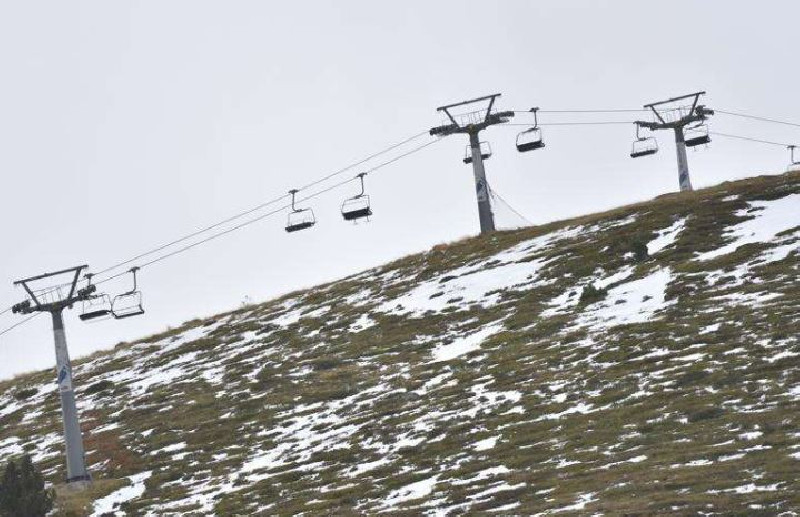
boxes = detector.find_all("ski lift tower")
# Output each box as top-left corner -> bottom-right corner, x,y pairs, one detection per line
635,91 -> 714,192
12,265 -> 95,487
430,94 -> 514,234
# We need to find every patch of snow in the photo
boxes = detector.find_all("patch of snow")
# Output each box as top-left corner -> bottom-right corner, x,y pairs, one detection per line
378,226 -> 589,316
346,458 -> 391,477
430,324 -> 504,363
578,268 -> 673,329
753,236 -> 799,264
695,194 -> 800,261
541,289 -> 580,317
553,492 -> 596,513
648,218 -> 686,255
349,312 -> 376,332
414,372 -> 454,395
383,475 -> 439,507
719,453 -> 745,462
90,471 -> 153,517
673,353 -> 705,362
151,442 -> 187,455
731,483 -> 781,494
379,259 -> 547,316
596,266 -> 636,289
738,431 -> 763,441
473,435 -> 500,452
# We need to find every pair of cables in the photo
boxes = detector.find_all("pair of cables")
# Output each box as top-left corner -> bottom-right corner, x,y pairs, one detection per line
0,132 -> 442,337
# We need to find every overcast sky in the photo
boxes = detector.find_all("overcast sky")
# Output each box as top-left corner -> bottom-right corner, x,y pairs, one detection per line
1,0 -> 798,380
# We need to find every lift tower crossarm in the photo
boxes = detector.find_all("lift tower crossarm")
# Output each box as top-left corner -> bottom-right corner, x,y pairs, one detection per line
430,93 -> 514,234
635,91 -> 714,192
644,91 -> 707,109
13,265 -> 92,312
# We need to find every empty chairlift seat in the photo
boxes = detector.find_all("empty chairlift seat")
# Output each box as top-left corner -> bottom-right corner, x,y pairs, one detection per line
630,137 -> 658,158
630,123 -> 658,158
286,210 -> 316,232
79,294 -> 113,321
78,274 -> 112,322
341,173 -> 372,222
684,124 -> 711,147
463,142 -> 492,164
112,291 -> 144,319
342,196 -> 372,221
517,107 -> 545,153
285,189 -> 316,232
112,267 -> 145,320
516,128 -> 545,152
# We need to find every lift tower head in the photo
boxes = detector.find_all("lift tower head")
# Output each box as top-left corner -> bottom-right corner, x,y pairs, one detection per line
634,91 -> 714,192
12,265 -> 95,486
430,94 -> 514,234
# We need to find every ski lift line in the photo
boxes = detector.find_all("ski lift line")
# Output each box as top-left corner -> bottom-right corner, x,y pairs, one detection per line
26,131 -> 435,299
0,313 -> 41,339
37,135 -> 442,299
88,138 -> 442,286
716,110 -> 800,129
121,179 -> 359,272
710,132 -> 796,148
89,129 -> 430,279
502,121 -> 636,127
296,130 -> 430,191
513,109 -> 648,114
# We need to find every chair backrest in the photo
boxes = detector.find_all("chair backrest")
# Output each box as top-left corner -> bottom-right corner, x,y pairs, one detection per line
288,209 -> 315,226
112,291 -> 145,319
80,294 -> 113,322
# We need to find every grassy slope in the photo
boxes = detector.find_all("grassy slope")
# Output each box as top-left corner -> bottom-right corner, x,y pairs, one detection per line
1,171 -> 798,516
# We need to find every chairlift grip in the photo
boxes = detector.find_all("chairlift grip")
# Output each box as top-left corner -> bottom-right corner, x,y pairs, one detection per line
529,107 -> 540,129
122,267 -> 140,296
354,172 -> 368,198
288,189 -> 300,212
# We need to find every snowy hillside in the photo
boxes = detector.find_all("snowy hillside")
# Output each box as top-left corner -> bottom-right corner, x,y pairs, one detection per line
1,171 -> 799,516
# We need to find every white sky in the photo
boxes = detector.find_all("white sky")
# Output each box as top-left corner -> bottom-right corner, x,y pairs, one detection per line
1,0 -> 798,379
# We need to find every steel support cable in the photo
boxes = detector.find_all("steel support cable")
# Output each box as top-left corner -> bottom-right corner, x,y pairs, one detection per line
0,138 -> 442,338
90,137 -> 443,286
26,130 -> 433,295
489,188 -> 532,226
90,130 -> 430,279
716,110 -> 800,129
0,313 -> 41,338
502,121 -> 636,127
710,132 -> 796,148
513,109 -> 648,114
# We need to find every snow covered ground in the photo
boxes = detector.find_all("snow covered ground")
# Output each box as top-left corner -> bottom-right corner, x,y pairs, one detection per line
1,174 -> 798,515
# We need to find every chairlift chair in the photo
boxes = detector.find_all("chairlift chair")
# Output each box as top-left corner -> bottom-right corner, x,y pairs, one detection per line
112,267 -> 145,320
684,123 -> 711,147
630,124 -> 658,158
516,107 -> 545,152
463,142 -> 492,164
79,274 -> 113,322
341,173 -> 373,222
285,189 -> 316,232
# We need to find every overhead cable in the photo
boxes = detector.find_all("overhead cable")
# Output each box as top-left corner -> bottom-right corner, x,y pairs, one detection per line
716,110 -> 800,129
0,314 -> 41,338
710,132 -> 796,148
92,130 -> 431,279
